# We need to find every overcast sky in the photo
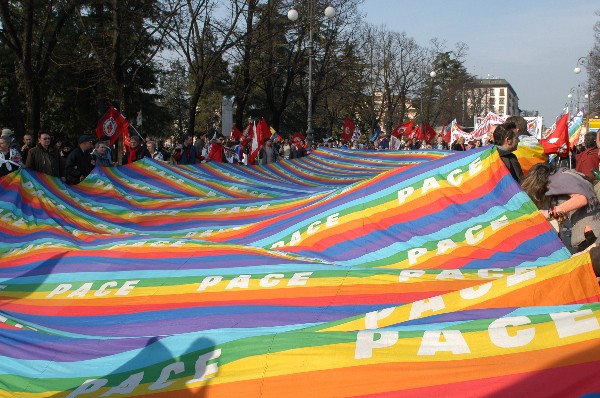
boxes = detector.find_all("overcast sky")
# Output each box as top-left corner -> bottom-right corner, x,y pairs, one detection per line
360,0 -> 598,126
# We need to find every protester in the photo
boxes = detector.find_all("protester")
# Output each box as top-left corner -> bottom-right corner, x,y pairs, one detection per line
521,162 -> 600,252
172,134 -> 201,164
551,146 -> 573,169
61,142 -> 73,158
92,142 -> 113,167
280,138 -> 291,160
25,131 -> 64,180
146,140 -> 164,161
505,115 -> 530,136
407,137 -> 420,150
1,128 -> 17,149
21,134 -> 34,162
65,135 -> 95,184
207,136 -> 226,163
193,132 -> 206,158
123,135 -> 150,164
98,135 -> 114,163
435,136 -> 449,150
451,136 -> 466,151
290,141 -> 306,159
258,138 -> 278,164
224,141 -> 238,164
54,138 -> 63,156
575,133 -> 599,184
0,136 -> 22,177
229,139 -> 241,164
493,122 -> 524,183
377,134 -> 389,150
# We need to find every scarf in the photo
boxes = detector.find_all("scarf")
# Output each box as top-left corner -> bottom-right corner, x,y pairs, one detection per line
128,146 -> 140,164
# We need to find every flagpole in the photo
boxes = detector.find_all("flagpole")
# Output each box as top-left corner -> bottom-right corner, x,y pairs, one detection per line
129,125 -> 145,142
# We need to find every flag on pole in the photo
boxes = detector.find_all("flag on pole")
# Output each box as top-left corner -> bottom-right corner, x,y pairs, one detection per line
440,123 -> 451,143
390,135 -> 402,150
96,106 -> 129,146
541,113 -> 570,154
341,118 -> 355,143
391,121 -> 414,139
292,132 -> 305,144
241,122 -> 253,146
422,122 -> 437,142
249,117 -> 271,165
568,110 -> 584,150
231,125 -> 243,141
351,126 -> 361,142
370,127 -> 381,142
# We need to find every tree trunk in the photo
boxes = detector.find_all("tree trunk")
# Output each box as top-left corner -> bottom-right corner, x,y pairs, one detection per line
24,77 -> 41,135
234,0 -> 256,130
187,86 -> 201,137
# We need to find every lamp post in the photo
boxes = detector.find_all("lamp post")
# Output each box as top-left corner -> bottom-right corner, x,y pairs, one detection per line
420,69 -> 436,134
574,53 -> 599,129
568,85 -> 586,115
288,2 -> 336,150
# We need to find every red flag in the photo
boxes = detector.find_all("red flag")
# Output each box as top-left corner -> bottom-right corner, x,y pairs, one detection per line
541,113 -> 570,154
391,121 -> 414,139
423,122 -> 436,142
292,132 -> 305,143
440,124 -> 451,143
241,122 -> 253,146
341,118 -> 355,142
231,125 -> 243,140
249,117 -> 272,165
413,125 -> 422,140
96,106 -> 129,146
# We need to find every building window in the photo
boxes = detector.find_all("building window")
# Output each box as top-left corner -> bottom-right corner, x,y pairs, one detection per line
499,106 -> 505,114
489,88 -> 495,96
490,97 -> 495,105
500,88 -> 505,96
499,98 -> 505,105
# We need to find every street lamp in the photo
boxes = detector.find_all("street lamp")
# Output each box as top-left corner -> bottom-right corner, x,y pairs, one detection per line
568,85 -> 587,115
573,53 -> 599,128
420,69 -> 436,134
288,2 -> 336,149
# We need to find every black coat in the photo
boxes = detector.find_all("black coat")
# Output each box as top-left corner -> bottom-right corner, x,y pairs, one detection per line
65,147 -> 94,184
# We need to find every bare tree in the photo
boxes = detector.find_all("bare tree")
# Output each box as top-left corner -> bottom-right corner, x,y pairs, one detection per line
355,24 -> 427,135
165,0 -> 245,136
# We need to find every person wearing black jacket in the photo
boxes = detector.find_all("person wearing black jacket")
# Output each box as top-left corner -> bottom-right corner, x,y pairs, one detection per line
290,141 -> 306,159
65,135 -> 94,185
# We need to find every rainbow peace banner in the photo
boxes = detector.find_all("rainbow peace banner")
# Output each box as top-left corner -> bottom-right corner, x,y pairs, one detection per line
514,134 -> 547,174
1,147 -> 599,397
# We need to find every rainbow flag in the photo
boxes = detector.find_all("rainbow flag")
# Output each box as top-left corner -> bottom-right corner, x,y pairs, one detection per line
1,147 -> 599,397
569,110 -> 584,149
514,134 -> 547,174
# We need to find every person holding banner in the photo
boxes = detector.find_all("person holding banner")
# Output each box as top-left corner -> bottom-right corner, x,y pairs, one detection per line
25,131 -> 64,180
0,136 -> 22,177
451,136 -> 466,151
123,135 -> 149,165
521,163 -> 600,252
493,122 -> 523,183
